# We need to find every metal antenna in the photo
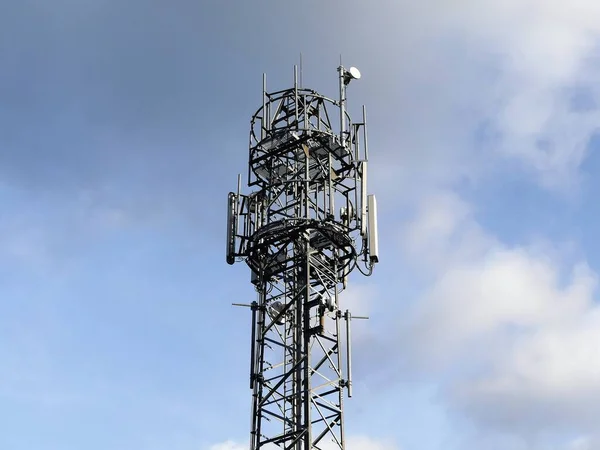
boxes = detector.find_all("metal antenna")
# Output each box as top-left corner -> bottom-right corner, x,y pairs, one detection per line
226,63 -> 378,450
300,52 -> 303,88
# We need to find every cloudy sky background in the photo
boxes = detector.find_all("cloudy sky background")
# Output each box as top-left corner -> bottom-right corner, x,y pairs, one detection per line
2,1 -> 600,449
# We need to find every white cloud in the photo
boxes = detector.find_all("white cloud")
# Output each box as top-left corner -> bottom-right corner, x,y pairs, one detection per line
0,185 -> 136,276
340,284 -> 377,316
0,222 -> 49,267
567,436 -> 600,450
362,0 -> 600,195
345,435 -> 399,450
207,436 -> 398,450
449,1 -> 600,190
400,191 -> 493,273
364,4 -> 600,440
208,441 -> 246,450
397,188 -> 600,437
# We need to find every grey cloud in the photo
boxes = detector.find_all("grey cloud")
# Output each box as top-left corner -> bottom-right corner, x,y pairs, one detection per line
2,0 -> 598,200
0,1 -> 386,234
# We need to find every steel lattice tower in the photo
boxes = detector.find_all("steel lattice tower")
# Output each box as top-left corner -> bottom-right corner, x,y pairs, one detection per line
227,65 -> 379,450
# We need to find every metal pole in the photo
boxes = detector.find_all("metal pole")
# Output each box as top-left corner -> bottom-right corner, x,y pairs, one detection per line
295,270 -> 303,450
250,301 -> 257,389
338,66 -> 346,149
336,308 -> 346,449
362,105 -> 369,161
345,310 -> 353,398
294,65 -> 299,130
262,74 -> 267,140
300,52 -> 303,88
303,240 -> 312,449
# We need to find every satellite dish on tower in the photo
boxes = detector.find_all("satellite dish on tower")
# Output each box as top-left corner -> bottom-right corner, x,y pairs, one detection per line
344,66 -> 361,85
348,67 -> 361,80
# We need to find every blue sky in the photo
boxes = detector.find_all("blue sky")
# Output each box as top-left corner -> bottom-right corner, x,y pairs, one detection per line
2,1 -> 600,450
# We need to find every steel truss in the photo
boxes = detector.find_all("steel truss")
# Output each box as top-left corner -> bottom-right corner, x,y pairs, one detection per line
227,66 -> 378,450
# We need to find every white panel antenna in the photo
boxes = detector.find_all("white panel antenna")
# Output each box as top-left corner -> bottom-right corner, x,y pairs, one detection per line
226,192 -> 237,265
367,194 -> 379,263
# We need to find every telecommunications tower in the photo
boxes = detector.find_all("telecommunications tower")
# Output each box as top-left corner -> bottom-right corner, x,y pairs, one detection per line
226,64 -> 379,450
